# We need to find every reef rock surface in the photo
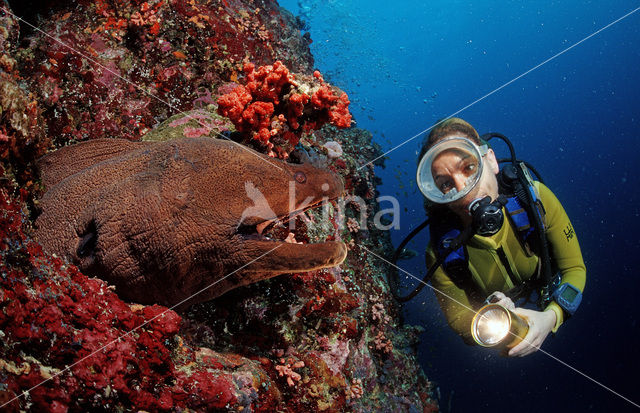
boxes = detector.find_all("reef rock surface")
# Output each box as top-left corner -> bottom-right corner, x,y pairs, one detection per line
0,0 -> 438,411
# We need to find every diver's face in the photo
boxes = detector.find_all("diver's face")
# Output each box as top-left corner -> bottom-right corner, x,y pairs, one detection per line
431,144 -> 500,223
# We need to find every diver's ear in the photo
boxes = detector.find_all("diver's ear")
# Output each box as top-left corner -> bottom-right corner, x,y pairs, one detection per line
486,148 -> 500,174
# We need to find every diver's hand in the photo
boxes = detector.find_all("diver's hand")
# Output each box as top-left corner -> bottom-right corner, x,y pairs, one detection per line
508,308 -> 556,357
486,291 -> 515,310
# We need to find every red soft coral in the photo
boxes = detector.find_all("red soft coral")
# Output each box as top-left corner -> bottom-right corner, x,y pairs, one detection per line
217,60 -> 352,158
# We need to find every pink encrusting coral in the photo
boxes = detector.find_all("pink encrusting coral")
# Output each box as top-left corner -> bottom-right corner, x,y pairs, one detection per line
275,358 -> 306,387
167,109 -> 230,138
347,378 -> 364,400
217,61 -> 352,158
322,140 -> 344,158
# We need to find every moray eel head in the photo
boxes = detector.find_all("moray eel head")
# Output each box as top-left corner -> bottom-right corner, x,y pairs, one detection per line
233,150 -> 347,279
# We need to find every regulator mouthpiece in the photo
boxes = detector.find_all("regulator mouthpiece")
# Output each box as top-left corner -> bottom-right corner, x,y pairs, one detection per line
469,196 -> 504,236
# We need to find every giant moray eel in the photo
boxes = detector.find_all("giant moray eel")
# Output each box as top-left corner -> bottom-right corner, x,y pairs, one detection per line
34,137 -> 347,307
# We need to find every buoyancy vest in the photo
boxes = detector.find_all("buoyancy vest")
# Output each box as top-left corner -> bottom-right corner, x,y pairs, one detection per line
430,171 -> 547,304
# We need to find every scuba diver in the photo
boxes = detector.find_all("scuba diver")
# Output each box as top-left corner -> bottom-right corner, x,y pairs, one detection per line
390,117 -> 586,357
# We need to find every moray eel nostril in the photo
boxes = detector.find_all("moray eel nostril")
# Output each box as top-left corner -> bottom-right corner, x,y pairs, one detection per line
294,171 -> 307,183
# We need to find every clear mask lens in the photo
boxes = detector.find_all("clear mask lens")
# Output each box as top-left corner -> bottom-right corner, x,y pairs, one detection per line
417,136 -> 487,204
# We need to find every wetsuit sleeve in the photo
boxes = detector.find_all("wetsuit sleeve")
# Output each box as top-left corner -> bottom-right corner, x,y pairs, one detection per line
427,245 -> 475,343
536,182 -> 587,332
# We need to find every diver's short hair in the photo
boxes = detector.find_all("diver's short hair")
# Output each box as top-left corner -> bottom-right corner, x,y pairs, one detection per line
418,117 -> 481,161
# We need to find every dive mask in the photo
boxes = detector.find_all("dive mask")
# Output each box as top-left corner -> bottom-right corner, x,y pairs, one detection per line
417,136 -> 488,204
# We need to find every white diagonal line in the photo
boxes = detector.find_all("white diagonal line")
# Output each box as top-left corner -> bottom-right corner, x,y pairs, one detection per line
0,5 -> 283,171
0,244 -> 283,409
358,6 -> 640,170
361,245 -> 640,409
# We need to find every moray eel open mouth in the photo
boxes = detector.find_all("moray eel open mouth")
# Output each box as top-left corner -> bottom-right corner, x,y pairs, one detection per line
237,197 -> 347,275
238,198 -> 336,244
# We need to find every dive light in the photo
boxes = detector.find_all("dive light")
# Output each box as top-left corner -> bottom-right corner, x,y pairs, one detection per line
471,303 -> 529,348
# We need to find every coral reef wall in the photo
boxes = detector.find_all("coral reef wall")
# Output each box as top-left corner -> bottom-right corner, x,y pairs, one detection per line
0,0 -> 438,411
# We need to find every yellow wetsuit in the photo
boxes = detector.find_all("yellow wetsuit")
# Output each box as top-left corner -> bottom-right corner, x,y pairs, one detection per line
426,182 -> 586,343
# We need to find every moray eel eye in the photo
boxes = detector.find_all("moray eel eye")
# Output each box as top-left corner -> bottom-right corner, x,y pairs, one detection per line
294,171 -> 307,183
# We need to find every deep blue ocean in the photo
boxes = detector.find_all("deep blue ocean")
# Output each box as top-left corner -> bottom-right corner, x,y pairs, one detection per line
280,1 -> 640,411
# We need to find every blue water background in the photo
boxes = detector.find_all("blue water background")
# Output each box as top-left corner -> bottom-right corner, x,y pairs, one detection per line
280,1 -> 640,411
